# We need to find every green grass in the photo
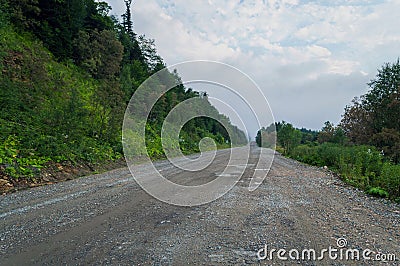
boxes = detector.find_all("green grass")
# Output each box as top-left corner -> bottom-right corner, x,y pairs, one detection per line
288,143 -> 400,200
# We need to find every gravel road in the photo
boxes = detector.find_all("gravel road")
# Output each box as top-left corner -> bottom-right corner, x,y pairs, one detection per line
0,144 -> 399,265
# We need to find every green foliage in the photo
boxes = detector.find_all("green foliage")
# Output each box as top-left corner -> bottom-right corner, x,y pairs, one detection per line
121,0 -> 133,35
287,141 -> 400,199
73,29 -> 124,79
365,59 -> 400,132
277,121 -> 302,154
379,163 -> 400,199
0,0 -> 247,182
279,60 -> 400,200
255,123 -> 276,148
257,122 -> 318,150
341,59 -> 400,163
317,121 -> 346,145
367,187 -> 389,198
289,144 -> 322,166
0,135 -> 51,180
256,121 -> 319,155
0,1 -> 8,28
299,127 -> 318,144
137,35 -> 165,73
0,22 -> 124,178
0,135 -> 19,165
371,128 -> 400,164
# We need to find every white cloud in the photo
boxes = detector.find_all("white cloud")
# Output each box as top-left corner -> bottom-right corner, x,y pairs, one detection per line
106,0 -> 400,132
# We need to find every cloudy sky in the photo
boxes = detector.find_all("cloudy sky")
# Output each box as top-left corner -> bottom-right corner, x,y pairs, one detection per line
106,0 -> 399,134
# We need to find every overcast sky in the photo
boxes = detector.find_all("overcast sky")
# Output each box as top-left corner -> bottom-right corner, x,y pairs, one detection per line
106,0 -> 399,135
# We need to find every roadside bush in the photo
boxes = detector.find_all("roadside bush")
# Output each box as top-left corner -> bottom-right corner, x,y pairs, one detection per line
0,135 -> 51,180
346,146 -> 383,189
287,143 -> 400,199
317,143 -> 342,167
367,187 -> 389,198
289,145 -> 321,166
379,163 -> 400,199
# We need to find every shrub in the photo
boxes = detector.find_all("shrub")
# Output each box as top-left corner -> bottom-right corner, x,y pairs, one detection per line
379,163 -> 400,199
0,135 -> 51,180
317,143 -> 342,167
289,145 -> 321,166
287,142 -> 400,200
367,187 -> 389,198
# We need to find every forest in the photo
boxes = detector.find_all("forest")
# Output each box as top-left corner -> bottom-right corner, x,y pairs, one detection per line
0,0 -> 247,188
257,60 -> 400,201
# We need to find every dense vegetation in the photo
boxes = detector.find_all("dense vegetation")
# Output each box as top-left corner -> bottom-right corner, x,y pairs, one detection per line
257,60 -> 400,201
0,0 -> 246,182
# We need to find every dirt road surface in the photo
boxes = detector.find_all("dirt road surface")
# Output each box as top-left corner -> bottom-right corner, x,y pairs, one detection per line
1,145 -> 399,265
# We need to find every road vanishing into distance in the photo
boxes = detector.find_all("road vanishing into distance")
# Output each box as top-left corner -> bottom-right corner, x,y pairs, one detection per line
1,144 -> 399,265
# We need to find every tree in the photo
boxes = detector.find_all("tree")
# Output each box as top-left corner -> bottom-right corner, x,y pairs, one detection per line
138,35 -> 165,72
122,0 -> 134,38
277,121 -> 302,154
318,121 -> 346,144
117,0 -> 144,65
299,128 -> 318,144
34,0 -> 89,59
83,0 -> 115,31
364,59 -> 400,132
73,29 -> 123,80
1,0 -> 249,181
341,97 -> 373,144
256,124 -> 276,148
7,0 -> 41,30
341,60 -> 400,146
92,79 -> 125,143
317,121 -> 335,143
372,128 -> 400,164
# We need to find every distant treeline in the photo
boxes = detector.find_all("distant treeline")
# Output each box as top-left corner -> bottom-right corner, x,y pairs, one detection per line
0,0 -> 246,180
257,60 -> 400,201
